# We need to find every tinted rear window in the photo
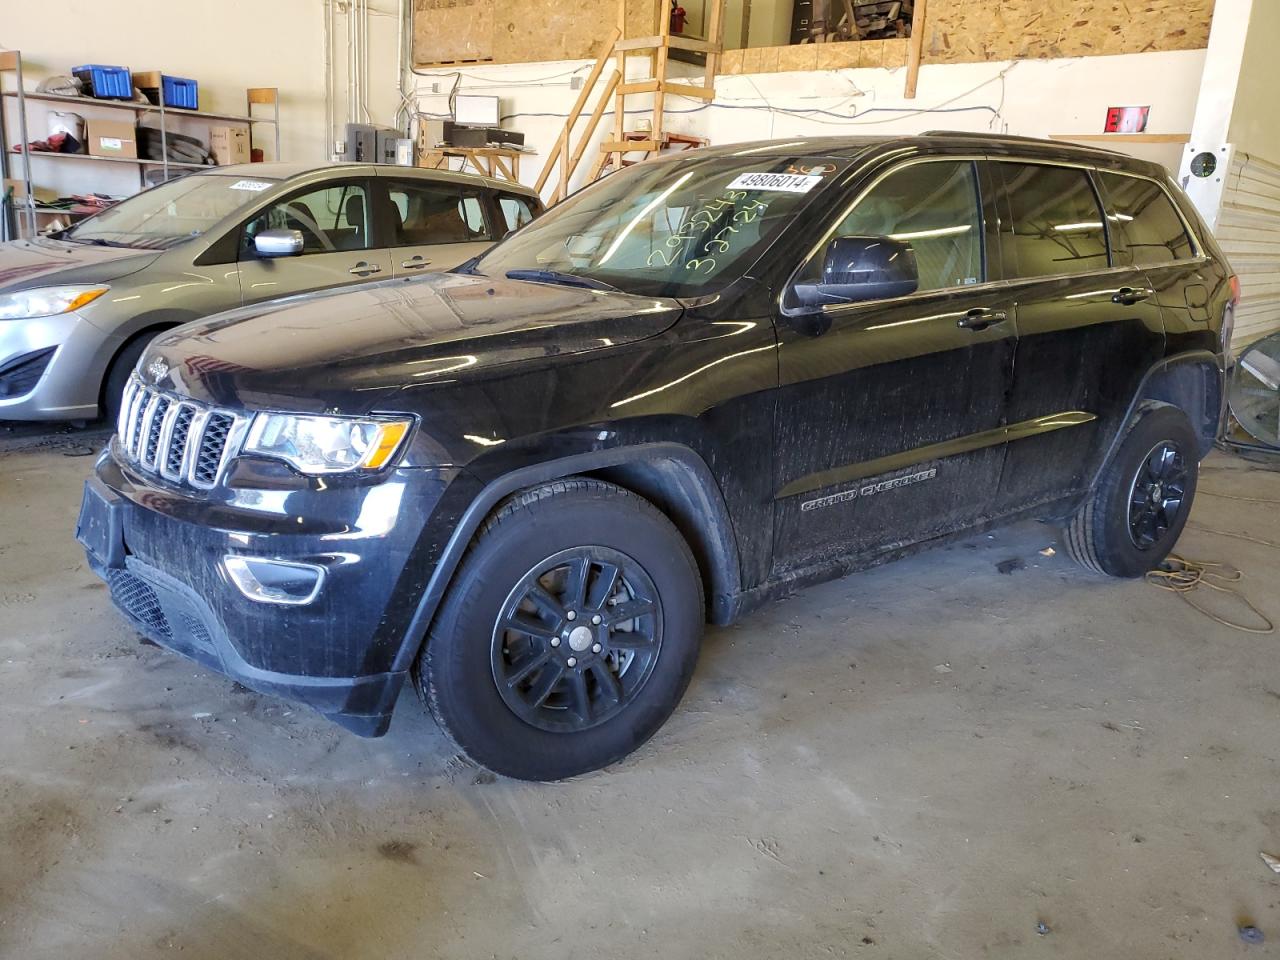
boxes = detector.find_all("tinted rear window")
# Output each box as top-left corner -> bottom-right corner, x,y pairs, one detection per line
1099,172 -> 1195,265
997,163 -> 1109,279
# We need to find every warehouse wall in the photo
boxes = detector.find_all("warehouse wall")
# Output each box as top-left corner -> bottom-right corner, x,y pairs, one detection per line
2,0 -> 328,199
410,48 -> 1206,196
1227,0 -> 1280,165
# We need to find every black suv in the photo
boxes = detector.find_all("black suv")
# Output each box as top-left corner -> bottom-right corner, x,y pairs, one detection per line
77,134 -> 1235,780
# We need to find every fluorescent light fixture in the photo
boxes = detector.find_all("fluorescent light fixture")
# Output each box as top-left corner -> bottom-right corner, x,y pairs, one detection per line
888,225 -> 971,241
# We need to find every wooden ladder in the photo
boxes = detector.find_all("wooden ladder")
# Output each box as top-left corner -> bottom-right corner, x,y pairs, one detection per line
534,0 -> 724,204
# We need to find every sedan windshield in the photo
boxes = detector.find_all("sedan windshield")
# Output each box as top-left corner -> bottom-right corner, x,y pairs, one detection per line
473,154 -> 847,297
66,173 -> 279,250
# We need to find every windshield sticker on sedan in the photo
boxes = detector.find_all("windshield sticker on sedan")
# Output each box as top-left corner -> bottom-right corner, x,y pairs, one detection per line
726,172 -> 823,193
229,180 -> 273,192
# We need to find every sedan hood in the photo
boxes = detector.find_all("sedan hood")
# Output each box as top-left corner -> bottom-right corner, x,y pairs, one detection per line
0,236 -> 162,289
145,273 -> 684,414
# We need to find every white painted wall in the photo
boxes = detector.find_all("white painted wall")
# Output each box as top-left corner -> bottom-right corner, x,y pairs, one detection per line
408,48 -> 1207,199
2,0 -> 328,200
1228,0 -> 1280,164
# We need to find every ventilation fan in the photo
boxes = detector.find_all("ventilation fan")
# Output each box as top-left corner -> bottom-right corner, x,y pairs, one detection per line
1228,330 -> 1280,448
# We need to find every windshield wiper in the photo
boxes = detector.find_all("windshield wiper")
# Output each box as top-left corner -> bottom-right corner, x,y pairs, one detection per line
68,237 -> 128,248
504,269 -> 619,293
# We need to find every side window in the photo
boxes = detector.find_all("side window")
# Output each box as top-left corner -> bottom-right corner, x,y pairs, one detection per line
497,194 -> 537,237
997,163 -> 1109,278
386,182 -> 492,247
243,181 -> 370,255
1099,172 -> 1195,265
794,160 -> 984,295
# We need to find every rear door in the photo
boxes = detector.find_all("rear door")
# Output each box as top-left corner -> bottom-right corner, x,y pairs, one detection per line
375,177 -> 497,276
236,177 -> 392,306
771,156 -> 1017,575
1095,170 -> 1223,356
986,160 -> 1165,515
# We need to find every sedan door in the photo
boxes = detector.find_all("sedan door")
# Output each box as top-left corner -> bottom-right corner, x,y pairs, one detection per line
236,178 -> 393,307
374,177 -> 498,277
771,157 -> 1016,576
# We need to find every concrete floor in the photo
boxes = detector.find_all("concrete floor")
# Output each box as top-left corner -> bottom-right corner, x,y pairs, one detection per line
3,429 -> 1280,960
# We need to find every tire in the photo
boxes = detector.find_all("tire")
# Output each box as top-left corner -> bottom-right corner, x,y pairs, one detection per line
101,333 -> 157,423
1060,402 -> 1199,578
417,478 -> 704,781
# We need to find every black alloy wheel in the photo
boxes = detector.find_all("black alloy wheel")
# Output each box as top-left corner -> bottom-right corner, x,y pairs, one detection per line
1126,441 -> 1188,550
418,478 -> 704,781
1060,402 -> 1199,578
492,546 -> 662,732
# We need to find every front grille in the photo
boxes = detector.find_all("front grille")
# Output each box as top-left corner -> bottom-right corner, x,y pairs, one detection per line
106,568 -> 171,639
0,346 -> 56,399
117,376 -> 242,490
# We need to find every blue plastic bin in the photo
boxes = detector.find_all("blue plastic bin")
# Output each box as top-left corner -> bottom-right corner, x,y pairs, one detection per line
72,64 -> 133,100
160,75 -> 199,110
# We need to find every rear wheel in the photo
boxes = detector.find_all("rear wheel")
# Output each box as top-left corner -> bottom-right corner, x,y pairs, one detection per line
1060,403 -> 1199,578
418,479 -> 704,781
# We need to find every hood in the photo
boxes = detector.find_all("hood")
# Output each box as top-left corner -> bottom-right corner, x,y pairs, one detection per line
0,236 -> 162,289
143,272 -> 684,414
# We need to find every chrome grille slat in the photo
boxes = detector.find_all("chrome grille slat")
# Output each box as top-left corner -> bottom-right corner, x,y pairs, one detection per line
116,376 -> 240,491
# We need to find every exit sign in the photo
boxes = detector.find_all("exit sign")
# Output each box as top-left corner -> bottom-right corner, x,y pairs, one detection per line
1104,106 -> 1150,133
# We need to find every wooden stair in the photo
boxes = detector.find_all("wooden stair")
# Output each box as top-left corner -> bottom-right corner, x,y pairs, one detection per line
534,0 -> 724,204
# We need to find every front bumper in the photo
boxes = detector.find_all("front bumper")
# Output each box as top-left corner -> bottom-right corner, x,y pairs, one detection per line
77,449 -> 461,736
0,311 -> 110,420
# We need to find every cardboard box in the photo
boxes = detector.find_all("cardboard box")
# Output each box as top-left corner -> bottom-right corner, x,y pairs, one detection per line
209,126 -> 250,166
87,119 -> 137,159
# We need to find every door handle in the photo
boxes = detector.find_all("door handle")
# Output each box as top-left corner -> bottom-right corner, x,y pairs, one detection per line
956,307 -> 1008,331
1112,286 -> 1152,305
349,261 -> 382,277
400,256 -> 431,270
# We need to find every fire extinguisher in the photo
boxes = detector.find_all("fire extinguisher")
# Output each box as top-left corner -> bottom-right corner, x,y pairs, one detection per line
670,0 -> 687,34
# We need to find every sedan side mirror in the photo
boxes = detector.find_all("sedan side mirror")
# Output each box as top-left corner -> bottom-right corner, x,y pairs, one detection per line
793,235 -> 919,307
254,228 -> 305,258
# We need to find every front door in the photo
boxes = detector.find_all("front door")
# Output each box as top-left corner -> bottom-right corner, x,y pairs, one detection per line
375,177 -> 497,277
771,157 -> 1016,576
236,178 -> 393,306
985,161 -> 1166,515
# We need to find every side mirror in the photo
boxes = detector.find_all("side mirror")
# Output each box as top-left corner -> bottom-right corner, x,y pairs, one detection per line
793,235 -> 919,307
254,229 -> 305,258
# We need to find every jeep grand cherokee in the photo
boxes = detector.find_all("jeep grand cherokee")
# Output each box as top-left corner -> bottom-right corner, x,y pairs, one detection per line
76,133 -> 1235,781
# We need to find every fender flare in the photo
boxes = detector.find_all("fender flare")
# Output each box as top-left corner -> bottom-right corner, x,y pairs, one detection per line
390,442 -> 744,673
1089,349 -> 1225,489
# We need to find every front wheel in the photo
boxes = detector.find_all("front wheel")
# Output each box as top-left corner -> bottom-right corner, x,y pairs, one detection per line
1060,402 -> 1199,578
417,479 -> 704,781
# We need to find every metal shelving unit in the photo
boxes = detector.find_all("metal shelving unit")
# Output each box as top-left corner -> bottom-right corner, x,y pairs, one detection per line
0,50 -> 280,238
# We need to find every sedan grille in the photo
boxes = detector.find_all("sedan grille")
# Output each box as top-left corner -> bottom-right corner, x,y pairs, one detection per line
116,377 -> 243,490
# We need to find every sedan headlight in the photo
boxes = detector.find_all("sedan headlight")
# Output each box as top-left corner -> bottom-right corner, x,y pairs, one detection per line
243,413 -> 413,475
0,285 -> 110,320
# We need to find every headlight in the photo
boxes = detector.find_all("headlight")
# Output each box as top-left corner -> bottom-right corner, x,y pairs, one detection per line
0,285 -> 110,320
243,413 -> 413,475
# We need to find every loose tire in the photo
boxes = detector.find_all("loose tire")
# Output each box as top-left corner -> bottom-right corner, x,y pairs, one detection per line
1060,402 -> 1199,578
417,479 -> 704,781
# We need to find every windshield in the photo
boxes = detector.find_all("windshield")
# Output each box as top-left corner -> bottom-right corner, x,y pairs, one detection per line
66,173 -> 280,250
472,155 -> 847,297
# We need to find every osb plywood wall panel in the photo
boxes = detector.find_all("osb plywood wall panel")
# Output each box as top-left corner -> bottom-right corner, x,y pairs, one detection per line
414,0 -> 656,66
415,0 -> 1212,70
924,0 -> 1214,63
721,38 -> 907,74
413,0 -> 496,64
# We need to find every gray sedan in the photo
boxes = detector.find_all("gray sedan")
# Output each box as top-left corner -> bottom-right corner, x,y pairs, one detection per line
0,162 -> 542,421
